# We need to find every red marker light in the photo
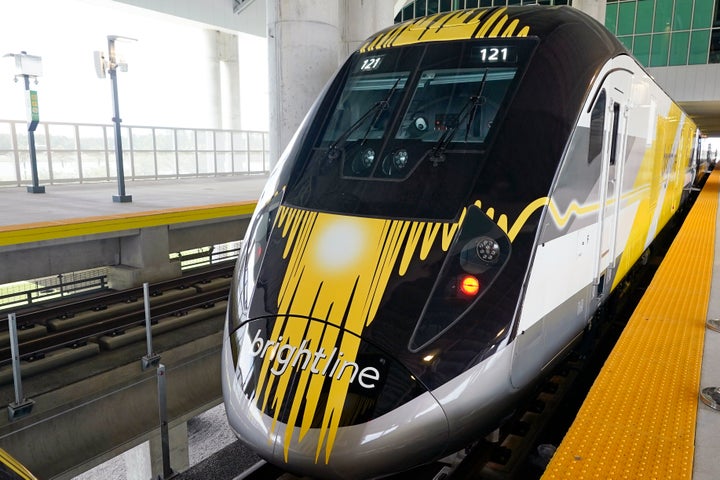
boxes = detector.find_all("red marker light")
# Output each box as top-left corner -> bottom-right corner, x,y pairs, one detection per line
459,274 -> 480,296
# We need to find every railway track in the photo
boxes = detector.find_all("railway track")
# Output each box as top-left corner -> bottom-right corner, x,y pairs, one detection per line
0,264 -> 233,381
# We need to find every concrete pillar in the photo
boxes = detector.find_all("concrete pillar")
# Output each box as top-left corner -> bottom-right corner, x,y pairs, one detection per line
237,32 -> 269,131
149,422 -> 190,478
215,30 -> 242,130
204,29 -> 222,130
341,0 -> 394,59
107,226 -> 181,290
125,442 -> 152,480
267,0 -> 341,167
204,29 -> 242,130
124,422 -> 189,480
266,0 -> 393,167
572,0 -> 606,23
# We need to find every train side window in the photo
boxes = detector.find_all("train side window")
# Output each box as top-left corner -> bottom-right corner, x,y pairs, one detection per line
588,89 -> 605,164
609,102 -> 621,166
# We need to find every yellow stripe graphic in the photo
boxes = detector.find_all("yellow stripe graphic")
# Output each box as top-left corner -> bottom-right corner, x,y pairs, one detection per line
360,8 -> 530,52
254,198 -> 547,463
257,207 -> 458,463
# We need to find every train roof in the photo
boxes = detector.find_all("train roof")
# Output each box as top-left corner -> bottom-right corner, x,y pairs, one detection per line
360,5 -> 625,56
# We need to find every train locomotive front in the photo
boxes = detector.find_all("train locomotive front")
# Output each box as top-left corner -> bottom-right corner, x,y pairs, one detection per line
223,7 -> 637,479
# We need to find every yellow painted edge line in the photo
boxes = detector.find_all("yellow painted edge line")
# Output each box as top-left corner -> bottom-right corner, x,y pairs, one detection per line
0,201 -> 257,247
542,168 -> 720,479
0,447 -> 37,480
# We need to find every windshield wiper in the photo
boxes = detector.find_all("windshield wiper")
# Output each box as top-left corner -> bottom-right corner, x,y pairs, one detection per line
327,77 -> 402,160
429,68 -> 488,166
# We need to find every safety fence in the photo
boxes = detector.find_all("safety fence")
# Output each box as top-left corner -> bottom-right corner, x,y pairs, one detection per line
0,241 -> 242,312
0,119 -> 269,186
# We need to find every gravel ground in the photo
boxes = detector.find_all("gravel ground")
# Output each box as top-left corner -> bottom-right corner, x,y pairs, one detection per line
73,403 -> 260,480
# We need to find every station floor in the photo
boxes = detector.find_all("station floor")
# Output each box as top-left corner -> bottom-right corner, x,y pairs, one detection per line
3,172 -> 720,479
0,176 -> 267,227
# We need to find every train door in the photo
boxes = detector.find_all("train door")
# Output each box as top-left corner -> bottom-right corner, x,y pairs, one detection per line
593,70 -> 632,301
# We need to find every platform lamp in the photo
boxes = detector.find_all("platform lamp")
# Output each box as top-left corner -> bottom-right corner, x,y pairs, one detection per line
95,35 -> 137,203
3,51 -> 44,193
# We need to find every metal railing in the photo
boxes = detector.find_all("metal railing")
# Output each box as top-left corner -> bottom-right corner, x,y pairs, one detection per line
0,119 -> 270,186
0,242 -> 242,313
0,269 -> 110,312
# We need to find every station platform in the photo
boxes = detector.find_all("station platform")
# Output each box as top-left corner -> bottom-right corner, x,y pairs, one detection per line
0,176 -> 267,289
542,167 -> 720,480
0,176 -> 266,247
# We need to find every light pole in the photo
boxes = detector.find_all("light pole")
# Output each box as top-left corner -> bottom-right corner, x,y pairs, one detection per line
96,35 -> 136,203
4,51 -> 44,193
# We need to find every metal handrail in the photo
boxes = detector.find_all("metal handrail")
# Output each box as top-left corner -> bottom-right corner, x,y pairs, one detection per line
0,273 -> 109,312
0,119 -> 269,186
0,245 -> 240,313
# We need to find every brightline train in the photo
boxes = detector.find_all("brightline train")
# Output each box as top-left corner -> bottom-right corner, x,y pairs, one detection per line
222,6 -> 702,479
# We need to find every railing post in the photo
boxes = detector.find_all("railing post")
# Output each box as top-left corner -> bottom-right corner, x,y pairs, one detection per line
107,35 -> 132,203
141,282 -> 160,370
157,364 -> 173,479
7,313 -> 34,420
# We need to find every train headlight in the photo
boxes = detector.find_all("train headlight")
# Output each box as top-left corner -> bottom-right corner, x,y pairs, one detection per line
382,149 -> 410,176
458,274 -> 481,296
476,237 -> 500,264
393,149 -> 408,169
409,205 -> 511,351
459,236 -> 502,274
361,148 -> 376,167
352,148 -> 376,174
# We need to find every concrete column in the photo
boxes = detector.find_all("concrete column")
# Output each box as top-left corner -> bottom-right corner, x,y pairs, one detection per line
124,422 -> 189,480
203,29 -> 242,130
215,30 -> 242,130
237,32 -> 269,131
267,0 -> 393,167
341,0 -> 394,59
148,422 -> 189,478
572,0 -> 606,23
204,29 -> 222,130
125,442 -> 152,480
267,0 -> 341,167
107,226 -> 181,290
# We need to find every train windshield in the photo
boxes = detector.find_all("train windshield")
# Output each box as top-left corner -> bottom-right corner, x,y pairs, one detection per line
285,39 -> 536,220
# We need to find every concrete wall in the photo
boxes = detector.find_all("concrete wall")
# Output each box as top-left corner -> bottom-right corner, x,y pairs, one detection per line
0,216 -> 250,287
572,0 -> 606,22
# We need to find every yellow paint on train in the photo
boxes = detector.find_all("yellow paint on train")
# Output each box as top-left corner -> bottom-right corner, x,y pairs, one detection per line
360,7 -> 530,53
256,206 -> 461,463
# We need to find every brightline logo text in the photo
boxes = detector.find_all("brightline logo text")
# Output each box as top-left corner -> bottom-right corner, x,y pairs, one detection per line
249,329 -> 380,389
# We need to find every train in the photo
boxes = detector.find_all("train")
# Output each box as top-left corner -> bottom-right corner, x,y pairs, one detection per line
221,6 -> 704,479
0,448 -> 37,480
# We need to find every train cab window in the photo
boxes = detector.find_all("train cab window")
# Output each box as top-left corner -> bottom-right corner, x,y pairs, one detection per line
396,67 -> 517,145
286,38 -> 537,220
321,72 -> 409,146
588,89 -> 605,164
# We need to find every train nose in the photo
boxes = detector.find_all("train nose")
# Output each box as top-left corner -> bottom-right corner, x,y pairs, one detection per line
222,317 -> 450,479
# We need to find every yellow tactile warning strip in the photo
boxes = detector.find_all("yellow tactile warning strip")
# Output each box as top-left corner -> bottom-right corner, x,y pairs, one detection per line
542,168 -> 720,480
0,201 -> 257,248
